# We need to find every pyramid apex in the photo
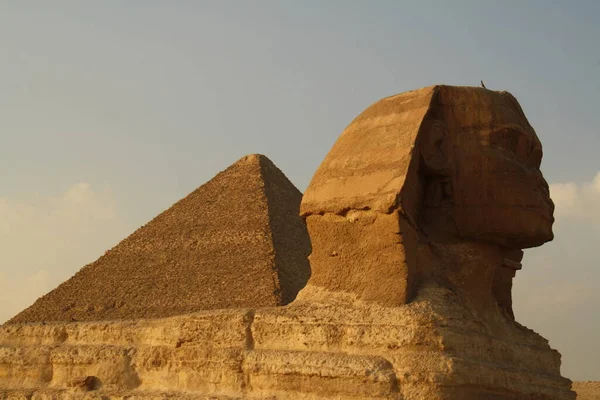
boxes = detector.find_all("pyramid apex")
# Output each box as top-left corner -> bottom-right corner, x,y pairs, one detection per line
236,153 -> 272,166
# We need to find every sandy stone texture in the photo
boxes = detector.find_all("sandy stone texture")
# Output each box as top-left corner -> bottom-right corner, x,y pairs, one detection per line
574,382 -> 600,399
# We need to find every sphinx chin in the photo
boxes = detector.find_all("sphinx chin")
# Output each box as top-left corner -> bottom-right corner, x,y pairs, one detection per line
509,210 -> 555,248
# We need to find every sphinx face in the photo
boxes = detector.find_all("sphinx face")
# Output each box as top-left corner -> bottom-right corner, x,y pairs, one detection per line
438,89 -> 554,248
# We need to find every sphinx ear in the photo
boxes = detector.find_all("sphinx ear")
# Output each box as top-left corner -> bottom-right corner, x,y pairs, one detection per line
420,119 -> 450,175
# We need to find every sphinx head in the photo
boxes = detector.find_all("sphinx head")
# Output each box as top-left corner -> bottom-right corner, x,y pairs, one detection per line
417,86 -> 554,249
299,85 -> 554,307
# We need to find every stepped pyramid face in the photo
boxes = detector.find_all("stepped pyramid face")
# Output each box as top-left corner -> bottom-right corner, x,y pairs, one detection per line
8,154 -> 311,323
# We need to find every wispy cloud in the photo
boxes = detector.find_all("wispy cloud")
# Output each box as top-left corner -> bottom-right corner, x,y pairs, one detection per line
550,172 -> 600,222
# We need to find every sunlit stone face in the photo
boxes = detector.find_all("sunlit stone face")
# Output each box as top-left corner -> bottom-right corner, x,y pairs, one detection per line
424,87 -> 554,248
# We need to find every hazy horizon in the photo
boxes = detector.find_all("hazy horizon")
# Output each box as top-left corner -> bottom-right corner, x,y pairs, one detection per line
1,1 -> 598,380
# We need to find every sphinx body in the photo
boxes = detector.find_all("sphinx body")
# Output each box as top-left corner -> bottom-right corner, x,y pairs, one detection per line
0,86 -> 575,400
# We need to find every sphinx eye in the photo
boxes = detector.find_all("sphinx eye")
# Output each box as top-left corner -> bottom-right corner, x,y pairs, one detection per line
491,128 -> 520,155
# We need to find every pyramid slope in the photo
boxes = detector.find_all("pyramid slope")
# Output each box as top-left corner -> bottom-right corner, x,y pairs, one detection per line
260,158 -> 312,304
9,154 -> 311,323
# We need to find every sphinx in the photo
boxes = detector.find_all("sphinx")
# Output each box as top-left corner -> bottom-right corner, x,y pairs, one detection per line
251,85 -> 571,399
0,85 -> 574,400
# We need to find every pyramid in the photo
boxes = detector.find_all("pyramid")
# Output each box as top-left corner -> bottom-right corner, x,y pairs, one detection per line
8,154 -> 311,323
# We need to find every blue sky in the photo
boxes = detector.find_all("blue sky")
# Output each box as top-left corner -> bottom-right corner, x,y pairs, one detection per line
0,1 -> 598,380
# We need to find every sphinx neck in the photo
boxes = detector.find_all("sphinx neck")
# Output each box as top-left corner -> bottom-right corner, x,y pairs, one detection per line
418,239 -> 520,322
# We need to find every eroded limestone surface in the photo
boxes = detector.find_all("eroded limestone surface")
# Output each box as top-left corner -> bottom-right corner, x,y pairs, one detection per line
0,85 -> 577,399
0,287 -> 574,399
573,382 -> 600,400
